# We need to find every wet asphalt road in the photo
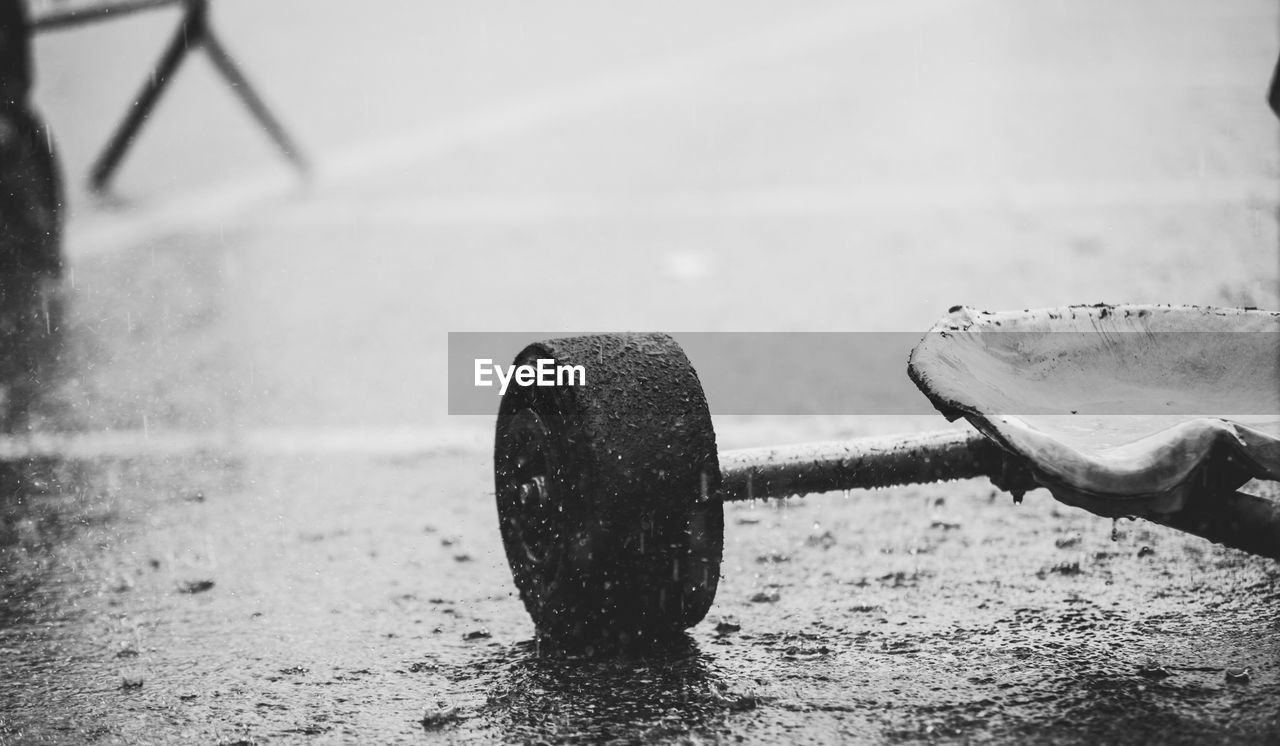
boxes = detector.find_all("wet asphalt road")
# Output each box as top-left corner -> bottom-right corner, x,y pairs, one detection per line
4,0 -> 1280,743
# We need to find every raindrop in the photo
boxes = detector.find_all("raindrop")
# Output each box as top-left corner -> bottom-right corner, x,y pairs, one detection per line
120,670 -> 144,689
714,618 -> 741,635
421,700 -> 460,728
1136,663 -> 1173,679
176,579 -> 215,594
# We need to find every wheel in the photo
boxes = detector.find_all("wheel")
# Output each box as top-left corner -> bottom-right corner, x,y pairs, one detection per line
494,333 -> 722,652
0,107 -> 63,280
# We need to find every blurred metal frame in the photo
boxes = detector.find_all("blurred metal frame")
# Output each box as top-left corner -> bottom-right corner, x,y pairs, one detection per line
31,0 -> 310,191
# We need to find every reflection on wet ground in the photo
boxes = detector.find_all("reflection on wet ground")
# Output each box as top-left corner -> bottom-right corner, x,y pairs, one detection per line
458,638 -> 747,743
0,275 -> 64,434
4,440 -> 1276,742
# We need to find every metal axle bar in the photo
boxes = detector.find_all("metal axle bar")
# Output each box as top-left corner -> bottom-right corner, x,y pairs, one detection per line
717,428 -> 1280,561
1151,490 -> 1280,561
719,429 -> 1004,502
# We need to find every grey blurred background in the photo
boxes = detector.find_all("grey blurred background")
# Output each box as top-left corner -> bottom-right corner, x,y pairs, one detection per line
26,0 -> 1280,436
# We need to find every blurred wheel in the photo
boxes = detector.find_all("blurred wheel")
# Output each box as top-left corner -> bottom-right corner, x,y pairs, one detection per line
0,107 -> 62,283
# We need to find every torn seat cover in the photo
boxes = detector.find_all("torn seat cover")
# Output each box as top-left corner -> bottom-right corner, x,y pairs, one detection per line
909,304 -> 1280,517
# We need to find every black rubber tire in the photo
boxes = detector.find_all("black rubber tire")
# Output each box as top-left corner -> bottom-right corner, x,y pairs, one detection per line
0,106 -> 63,280
494,333 -> 723,652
